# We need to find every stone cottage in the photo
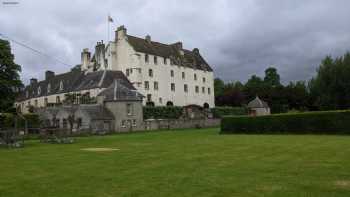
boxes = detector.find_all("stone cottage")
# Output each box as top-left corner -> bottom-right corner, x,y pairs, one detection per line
247,96 -> 271,116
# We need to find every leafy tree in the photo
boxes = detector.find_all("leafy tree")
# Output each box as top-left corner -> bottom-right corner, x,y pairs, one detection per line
0,39 -> 22,112
264,67 -> 281,87
214,78 -> 225,97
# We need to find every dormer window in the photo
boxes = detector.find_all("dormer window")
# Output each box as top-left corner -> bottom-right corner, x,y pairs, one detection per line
59,81 -> 64,91
47,83 -> 51,93
145,54 -> 149,63
37,86 -> 41,95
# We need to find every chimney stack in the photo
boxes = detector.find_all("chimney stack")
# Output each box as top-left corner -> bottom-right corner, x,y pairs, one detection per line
193,48 -> 199,54
45,70 -> 55,80
81,48 -> 91,70
115,25 -> 127,41
30,78 -> 38,86
145,35 -> 151,43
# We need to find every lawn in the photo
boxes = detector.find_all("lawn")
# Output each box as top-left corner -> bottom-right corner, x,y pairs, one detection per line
1,128 -> 350,197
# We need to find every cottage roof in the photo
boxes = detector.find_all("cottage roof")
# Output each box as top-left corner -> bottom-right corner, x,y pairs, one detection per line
76,105 -> 114,120
126,35 -> 213,72
247,96 -> 269,108
17,70 -> 134,102
98,80 -> 143,102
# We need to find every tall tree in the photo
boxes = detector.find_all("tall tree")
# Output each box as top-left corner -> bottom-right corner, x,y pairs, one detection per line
0,39 -> 22,112
264,67 -> 281,87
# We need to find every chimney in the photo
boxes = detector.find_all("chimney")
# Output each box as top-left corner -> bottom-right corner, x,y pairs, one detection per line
30,78 -> 38,86
95,41 -> 106,69
145,35 -> 151,43
172,42 -> 183,50
115,25 -> 127,41
81,48 -> 91,70
45,70 -> 55,80
193,48 -> 199,54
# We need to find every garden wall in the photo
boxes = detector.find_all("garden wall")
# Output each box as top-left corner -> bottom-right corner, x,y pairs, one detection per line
221,110 -> 350,134
144,118 -> 221,130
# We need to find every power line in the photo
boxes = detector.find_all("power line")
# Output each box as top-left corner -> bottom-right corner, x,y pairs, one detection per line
0,33 -> 74,67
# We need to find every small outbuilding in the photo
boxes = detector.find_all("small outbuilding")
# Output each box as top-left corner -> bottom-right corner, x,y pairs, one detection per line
247,96 -> 270,116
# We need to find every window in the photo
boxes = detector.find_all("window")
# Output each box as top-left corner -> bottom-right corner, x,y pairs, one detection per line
182,72 -> 185,79
154,56 -> 157,64
47,83 -> 51,93
144,81 -> 149,90
147,94 -> 152,102
126,69 -> 130,76
184,84 -> 188,92
208,87 -> 211,95
126,103 -> 133,116
34,100 -> 38,107
121,120 -> 126,127
195,86 -> 199,93
170,70 -> 174,77
59,81 -> 64,91
202,87 -> 205,93
148,69 -> 153,77
132,119 -> 136,126
28,101 -> 31,106
26,91 -> 29,98
154,81 -> 158,90
159,97 -> 162,104
171,83 -> 175,91
138,68 -> 142,73
163,57 -> 167,64
56,96 -> 60,103
44,98 -> 48,106
37,86 -> 41,95
194,74 -> 197,81
203,77 -> 206,83
145,54 -> 149,63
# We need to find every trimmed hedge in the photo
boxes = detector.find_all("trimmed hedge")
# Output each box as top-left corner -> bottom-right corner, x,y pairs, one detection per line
212,107 -> 247,118
143,106 -> 183,119
0,113 -> 40,129
221,110 -> 350,134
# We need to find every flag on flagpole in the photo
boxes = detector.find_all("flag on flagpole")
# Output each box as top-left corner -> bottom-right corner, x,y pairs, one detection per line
108,15 -> 114,23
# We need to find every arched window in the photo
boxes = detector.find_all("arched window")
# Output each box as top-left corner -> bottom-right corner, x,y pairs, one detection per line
166,101 -> 173,107
146,101 -> 155,107
203,103 -> 209,109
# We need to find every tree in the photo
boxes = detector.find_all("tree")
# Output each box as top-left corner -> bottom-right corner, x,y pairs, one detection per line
264,67 -> 281,87
214,78 -> 225,97
0,39 -> 22,112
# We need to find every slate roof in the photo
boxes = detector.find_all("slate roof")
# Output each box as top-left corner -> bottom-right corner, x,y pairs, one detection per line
98,80 -> 143,102
247,96 -> 269,109
17,70 -> 134,102
126,35 -> 213,72
76,104 -> 114,120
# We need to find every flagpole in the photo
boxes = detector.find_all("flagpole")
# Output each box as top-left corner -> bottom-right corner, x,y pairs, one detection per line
108,14 -> 110,42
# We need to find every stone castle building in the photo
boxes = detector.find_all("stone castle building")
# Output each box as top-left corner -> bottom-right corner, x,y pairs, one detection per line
16,25 -> 215,113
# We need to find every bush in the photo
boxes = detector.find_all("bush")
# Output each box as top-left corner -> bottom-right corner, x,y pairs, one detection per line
221,110 -> 350,134
0,113 -> 40,129
143,106 -> 183,119
212,107 -> 247,118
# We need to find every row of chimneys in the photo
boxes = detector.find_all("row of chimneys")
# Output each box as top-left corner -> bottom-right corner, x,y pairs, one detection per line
29,70 -> 55,85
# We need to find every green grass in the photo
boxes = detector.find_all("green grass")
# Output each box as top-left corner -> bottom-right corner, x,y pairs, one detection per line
1,128 -> 350,197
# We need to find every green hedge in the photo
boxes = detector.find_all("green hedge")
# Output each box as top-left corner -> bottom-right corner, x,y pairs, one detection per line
212,107 -> 247,118
143,106 -> 183,119
0,113 -> 40,129
221,110 -> 350,134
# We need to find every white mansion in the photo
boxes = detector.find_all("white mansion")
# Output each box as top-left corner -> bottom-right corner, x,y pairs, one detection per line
16,25 -> 215,113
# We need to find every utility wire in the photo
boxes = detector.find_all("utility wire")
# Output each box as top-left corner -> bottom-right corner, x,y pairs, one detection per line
0,33 -> 73,67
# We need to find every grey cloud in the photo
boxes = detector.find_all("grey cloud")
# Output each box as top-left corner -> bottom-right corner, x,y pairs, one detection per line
0,0 -> 349,85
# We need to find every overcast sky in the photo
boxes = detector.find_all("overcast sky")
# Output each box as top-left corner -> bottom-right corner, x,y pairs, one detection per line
1,0 -> 350,85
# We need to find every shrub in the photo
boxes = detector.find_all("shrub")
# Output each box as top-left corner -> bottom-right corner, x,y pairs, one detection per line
143,106 -> 183,119
212,107 -> 247,118
0,113 -> 40,129
221,110 -> 350,134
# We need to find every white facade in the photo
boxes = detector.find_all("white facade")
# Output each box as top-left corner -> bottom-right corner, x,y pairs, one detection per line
100,26 -> 215,107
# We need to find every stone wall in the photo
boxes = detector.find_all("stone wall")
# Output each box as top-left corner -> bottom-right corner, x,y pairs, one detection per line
143,118 -> 220,131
